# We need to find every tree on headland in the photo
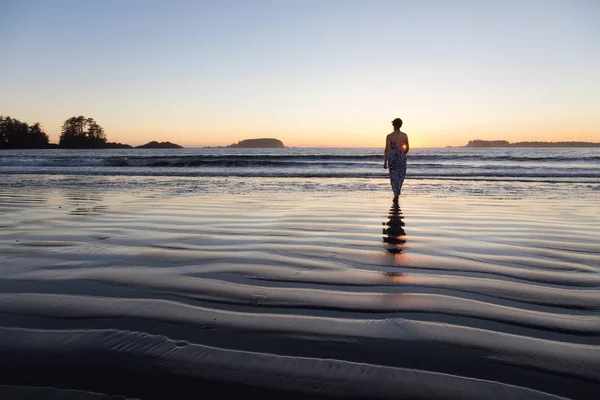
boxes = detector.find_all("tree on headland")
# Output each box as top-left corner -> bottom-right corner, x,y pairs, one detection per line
59,116 -> 107,148
0,116 -> 50,149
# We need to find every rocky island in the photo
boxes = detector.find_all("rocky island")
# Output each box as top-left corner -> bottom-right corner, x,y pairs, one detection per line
136,141 -> 182,149
228,138 -> 284,148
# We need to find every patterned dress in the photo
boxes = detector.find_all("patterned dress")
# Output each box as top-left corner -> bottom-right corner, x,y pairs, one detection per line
388,142 -> 407,196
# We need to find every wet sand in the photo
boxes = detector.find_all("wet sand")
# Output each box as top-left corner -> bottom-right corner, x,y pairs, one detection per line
0,189 -> 599,399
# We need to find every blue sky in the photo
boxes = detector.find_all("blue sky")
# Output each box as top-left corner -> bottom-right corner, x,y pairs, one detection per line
1,0 -> 599,147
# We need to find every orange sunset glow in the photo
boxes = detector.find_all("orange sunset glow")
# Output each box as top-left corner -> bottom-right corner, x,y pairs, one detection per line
2,1 -> 598,148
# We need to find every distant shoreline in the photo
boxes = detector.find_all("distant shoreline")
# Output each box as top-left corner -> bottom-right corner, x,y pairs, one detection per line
0,141 -> 183,150
462,140 -> 600,148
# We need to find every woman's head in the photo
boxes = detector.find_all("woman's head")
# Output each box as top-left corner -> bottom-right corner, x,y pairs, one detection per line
392,118 -> 403,129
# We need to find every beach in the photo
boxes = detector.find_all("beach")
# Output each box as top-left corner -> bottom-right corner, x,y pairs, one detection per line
1,161 -> 599,399
4,0 -> 600,396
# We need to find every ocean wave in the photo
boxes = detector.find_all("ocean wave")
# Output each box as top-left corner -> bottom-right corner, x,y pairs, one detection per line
1,153 -> 599,168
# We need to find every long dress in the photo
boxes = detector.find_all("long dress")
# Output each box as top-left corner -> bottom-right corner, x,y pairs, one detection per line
388,142 -> 407,196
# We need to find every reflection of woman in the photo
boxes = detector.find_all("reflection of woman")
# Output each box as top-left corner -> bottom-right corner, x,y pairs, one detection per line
382,201 -> 406,254
383,118 -> 409,201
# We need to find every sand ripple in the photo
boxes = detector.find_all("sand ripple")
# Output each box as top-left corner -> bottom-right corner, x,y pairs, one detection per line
1,191 -> 599,399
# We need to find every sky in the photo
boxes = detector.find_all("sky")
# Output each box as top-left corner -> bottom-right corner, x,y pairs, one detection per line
1,0 -> 599,148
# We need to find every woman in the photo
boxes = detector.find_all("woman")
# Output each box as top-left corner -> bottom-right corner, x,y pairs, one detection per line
383,118 -> 409,201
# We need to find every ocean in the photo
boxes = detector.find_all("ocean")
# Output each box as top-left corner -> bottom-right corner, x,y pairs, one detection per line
1,147 -> 598,198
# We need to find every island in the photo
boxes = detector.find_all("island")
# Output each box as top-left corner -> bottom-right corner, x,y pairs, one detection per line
136,141 -> 182,149
0,115 -> 184,150
466,140 -> 600,148
228,138 -> 285,148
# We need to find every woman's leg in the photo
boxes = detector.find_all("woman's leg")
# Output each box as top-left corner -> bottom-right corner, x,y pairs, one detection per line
389,168 -> 401,199
394,154 -> 407,199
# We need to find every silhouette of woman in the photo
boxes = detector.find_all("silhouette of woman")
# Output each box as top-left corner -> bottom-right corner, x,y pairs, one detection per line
382,201 -> 406,254
383,118 -> 409,201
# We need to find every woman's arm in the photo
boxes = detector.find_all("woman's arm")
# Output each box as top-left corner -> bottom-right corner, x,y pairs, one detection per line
384,135 -> 390,168
404,134 -> 410,154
